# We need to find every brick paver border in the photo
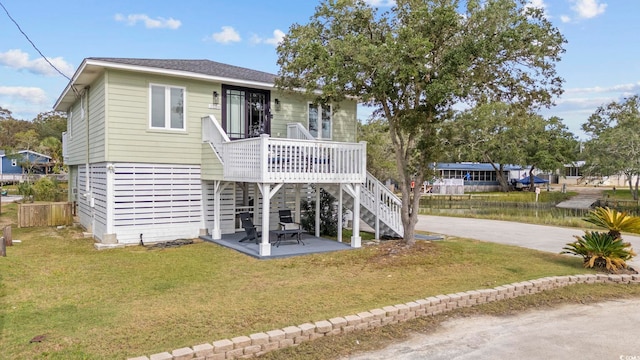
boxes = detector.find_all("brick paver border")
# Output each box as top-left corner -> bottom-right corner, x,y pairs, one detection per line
128,274 -> 640,360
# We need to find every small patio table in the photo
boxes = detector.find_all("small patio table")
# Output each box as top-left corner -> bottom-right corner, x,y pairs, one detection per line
272,229 -> 305,247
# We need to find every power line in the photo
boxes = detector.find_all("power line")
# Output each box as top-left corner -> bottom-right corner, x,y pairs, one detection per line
0,0 -> 72,81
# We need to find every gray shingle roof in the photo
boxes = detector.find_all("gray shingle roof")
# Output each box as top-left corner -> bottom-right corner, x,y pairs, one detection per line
88,58 -> 277,84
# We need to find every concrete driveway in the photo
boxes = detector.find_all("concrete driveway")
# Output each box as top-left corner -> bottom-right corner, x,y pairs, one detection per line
344,299 -> 640,360
415,215 -> 640,270
344,215 -> 640,360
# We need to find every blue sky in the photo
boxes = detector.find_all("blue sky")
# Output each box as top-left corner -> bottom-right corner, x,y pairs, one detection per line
0,0 -> 634,138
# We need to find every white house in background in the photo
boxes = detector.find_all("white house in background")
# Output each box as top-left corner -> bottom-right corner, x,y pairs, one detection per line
54,58 -> 402,256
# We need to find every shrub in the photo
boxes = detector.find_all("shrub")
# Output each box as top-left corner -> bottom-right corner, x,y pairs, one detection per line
300,187 -> 338,237
17,181 -> 34,202
31,177 -> 63,202
562,231 -> 636,272
583,206 -> 640,239
563,206 -> 639,272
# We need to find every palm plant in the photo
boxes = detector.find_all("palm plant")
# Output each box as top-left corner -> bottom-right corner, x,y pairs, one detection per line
583,207 -> 640,239
562,231 -> 636,272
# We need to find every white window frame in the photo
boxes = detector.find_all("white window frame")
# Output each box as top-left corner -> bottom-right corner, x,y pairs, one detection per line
149,84 -> 186,131
307,102 -> 332,140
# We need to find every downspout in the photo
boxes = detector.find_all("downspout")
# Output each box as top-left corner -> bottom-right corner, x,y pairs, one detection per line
84,87 -> 91,198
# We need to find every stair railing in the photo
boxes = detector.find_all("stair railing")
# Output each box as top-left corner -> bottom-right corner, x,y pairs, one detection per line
202,115 -> 230,161
361,172 -> 404,237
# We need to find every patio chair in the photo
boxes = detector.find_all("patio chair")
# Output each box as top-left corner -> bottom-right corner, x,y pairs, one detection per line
278,209 -> 301,231
239,212 -> 261,243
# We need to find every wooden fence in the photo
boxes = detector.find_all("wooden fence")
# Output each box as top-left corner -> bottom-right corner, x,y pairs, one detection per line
17,202 -> 74,228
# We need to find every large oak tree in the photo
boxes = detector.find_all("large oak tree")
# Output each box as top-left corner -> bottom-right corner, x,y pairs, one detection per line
276,0 -> 565,244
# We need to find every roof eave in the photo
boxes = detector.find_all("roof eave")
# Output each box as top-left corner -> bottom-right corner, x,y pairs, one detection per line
54,59 -> 278,111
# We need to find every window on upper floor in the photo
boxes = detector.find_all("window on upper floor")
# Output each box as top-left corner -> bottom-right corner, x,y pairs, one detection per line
150,84 -> 185,130
308,103 -> 331,140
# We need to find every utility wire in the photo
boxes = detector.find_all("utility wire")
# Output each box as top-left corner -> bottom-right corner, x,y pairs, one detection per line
0,0 -> 72,81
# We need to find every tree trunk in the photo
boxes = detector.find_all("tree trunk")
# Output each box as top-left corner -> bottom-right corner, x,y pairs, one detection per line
626,173 -> 636,200
483,154 -> 510,192
528,165 -> 537,192
399,175 -> 423,246
635,175 -> 640,201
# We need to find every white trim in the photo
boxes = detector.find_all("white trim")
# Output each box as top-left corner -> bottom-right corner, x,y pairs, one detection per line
148,83 -> 187,131
15,149 -> 52,160
89,59 -> 275,90
55,59 -> 275,110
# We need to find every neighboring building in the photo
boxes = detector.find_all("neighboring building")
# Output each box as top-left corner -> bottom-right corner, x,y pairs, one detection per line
558,161 -> 585,185
54,58 -> 402,256
0,150 -> 53,180
433,163 -> 530,192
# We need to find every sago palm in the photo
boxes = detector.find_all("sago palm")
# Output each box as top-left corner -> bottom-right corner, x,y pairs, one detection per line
562,231 -> 636,272
583,207 -> 640,239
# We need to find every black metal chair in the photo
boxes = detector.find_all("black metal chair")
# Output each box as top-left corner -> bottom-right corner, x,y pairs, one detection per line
278,209 -> 302,232
239,212 -> 261,243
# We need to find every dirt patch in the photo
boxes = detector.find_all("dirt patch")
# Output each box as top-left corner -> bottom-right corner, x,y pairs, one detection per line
367,240 -> 438,266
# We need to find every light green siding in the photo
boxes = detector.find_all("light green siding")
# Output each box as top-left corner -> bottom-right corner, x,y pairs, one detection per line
201,143 -> 224,180
89,74 -> 106,162
105,70 -> 219,164
65,68 -> 359,169
64,74 -> 107,165
332,100 -> 358,142
65,100 -> 86,165
270,90 -> 358,142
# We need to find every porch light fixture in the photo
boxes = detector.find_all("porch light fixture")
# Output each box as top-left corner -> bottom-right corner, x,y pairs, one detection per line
274,98 -> 281,111
212,91 -> 219,105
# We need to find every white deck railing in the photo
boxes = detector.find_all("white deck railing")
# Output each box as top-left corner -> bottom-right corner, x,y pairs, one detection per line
202,116 -> 367,184
361,172 -> 404,237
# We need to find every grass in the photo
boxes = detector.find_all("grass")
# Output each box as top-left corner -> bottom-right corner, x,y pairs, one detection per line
419,189 -> 598,228
603,188 -> 639,201
0,202 -> 603,359
419,207 -> 596,228
465,190 -> 576,203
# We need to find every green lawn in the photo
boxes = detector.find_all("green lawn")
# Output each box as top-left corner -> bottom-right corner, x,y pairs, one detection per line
0,201 -> 599,359
603,188 -> 639,201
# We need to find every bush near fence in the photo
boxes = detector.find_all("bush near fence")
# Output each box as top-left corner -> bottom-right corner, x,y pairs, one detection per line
17,202 -> 73,228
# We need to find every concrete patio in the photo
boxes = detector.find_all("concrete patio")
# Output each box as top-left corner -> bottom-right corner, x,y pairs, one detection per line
200,231 -> 354,259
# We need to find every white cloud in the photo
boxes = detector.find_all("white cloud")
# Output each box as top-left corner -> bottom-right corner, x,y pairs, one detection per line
0,49 -> 74,77
570,0 -> 607,19
524,0 -> 549,18
565,82 -> 640,95
540,81 -> 639,138
210,26 -> 241,44
114,13 -> 181,29
525,0 -> 547,11
252,29 -> 285,46
362,0 -> 395,6
0,86 -> 48,105
560,15 -> 572,23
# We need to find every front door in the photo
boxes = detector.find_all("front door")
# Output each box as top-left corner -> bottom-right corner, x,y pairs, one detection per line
222,85 -> 271,139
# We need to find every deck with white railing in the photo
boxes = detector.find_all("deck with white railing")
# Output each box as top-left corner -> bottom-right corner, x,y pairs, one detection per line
202,116 -> 367,184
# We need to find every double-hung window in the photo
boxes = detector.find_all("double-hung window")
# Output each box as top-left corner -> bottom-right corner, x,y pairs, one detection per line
308,103 -> 331,139
150,84 -> 186,130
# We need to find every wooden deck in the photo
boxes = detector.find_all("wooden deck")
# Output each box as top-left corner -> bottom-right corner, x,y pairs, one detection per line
202,115 -> 367,184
